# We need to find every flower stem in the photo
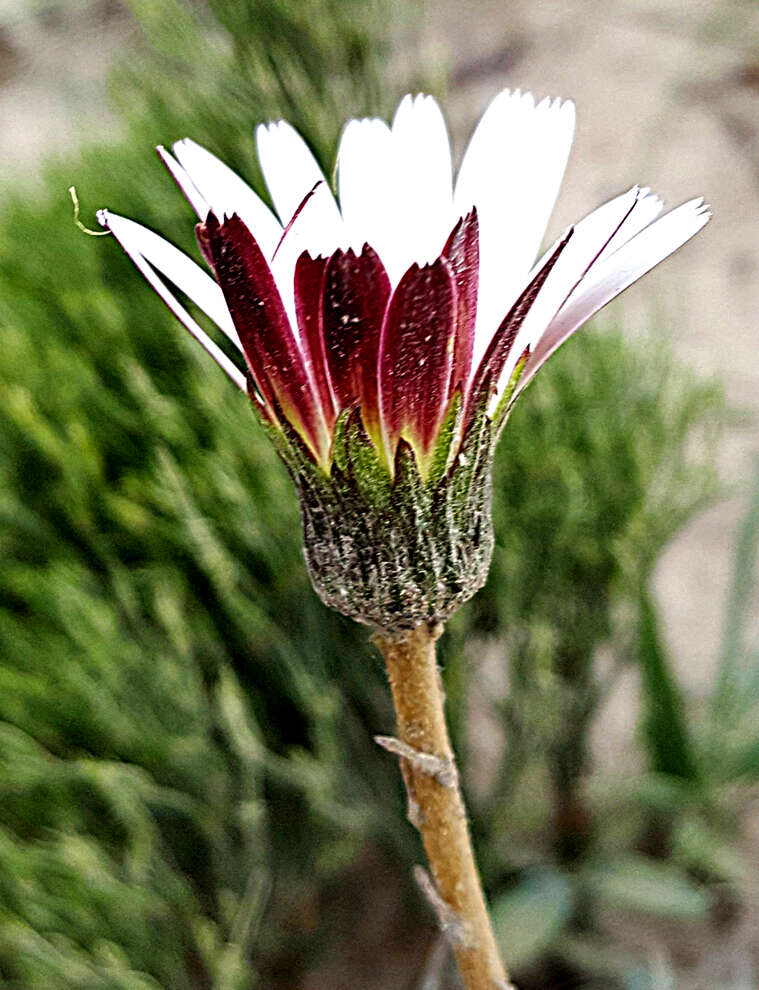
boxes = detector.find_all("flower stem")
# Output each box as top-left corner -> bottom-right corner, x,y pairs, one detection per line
374,623 -> 511,990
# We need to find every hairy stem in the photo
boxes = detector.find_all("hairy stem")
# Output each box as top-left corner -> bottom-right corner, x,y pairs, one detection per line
374,623 -> 511,990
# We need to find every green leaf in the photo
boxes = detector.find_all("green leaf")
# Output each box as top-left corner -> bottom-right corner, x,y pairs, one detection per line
715,460 -> 759,706
731,734 -> 759,781
709,461 -> 759,779
556,932 -> 638,981
492,869 -> 574,970
674,817 -> 749,885
584,855 -> 709,920
637,585 -> 699,782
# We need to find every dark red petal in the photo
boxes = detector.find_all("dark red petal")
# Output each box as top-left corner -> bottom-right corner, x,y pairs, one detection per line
379,258 -> 457,460
322,244 -> 391,439
464,228 -> 574,432
272,180 -> 321,260
294,251 -> 334,429
443,208 -> 479,395
195,222 -> 215,270
204,212 -> 326,458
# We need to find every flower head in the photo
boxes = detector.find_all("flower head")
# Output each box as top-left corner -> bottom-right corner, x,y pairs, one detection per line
98,89 -> 709,633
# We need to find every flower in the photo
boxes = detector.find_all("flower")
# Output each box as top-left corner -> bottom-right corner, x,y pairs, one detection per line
97,89 -> 709,633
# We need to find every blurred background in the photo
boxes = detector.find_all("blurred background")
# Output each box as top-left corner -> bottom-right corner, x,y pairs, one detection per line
0,0 -> 758,987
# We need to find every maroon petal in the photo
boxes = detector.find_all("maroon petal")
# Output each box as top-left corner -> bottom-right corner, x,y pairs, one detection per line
322,244 -> 391,441
195,222 -> 215,270
272,180 -> 321,260
379,258 -> 457,462
204,212 -> 327,460
464,228 -> 574,432
294,251 -> 335,429
443,208 -> 479,394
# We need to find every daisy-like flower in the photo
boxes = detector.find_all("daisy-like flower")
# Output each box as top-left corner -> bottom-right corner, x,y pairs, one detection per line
97,89 -> 709,634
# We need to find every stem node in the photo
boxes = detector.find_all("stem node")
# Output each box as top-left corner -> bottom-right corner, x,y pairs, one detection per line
374,734 -> 458,787
414,865 -> 472,948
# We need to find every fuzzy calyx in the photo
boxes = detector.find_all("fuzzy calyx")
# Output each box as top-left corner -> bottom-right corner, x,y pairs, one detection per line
262,386 -> 500,636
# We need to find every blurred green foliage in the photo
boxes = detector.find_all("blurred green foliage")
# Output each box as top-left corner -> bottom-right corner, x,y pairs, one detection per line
0,0 -> 409,986
0,0 -> 754,987
463,328 -> 723,863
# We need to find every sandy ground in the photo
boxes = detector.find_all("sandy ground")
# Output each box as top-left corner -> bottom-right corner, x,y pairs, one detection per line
0,1 -> 124,174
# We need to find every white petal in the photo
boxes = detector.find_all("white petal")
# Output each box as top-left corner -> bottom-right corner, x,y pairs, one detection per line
158,146 -> 209,219
494,185 -> 642,394
97,210 -> 247,391
337,95 -> 455,284
267,182 -> 345,334
531,186 -> 663,275
255,120 -> 343,256
98,212 -> 241,351
337,116 -> 402,279
170,138 -> 282,259
455,89 -> 576,366
520,198 -> 711,391
389,94 -> 454,272
596,186 -> 663,261
256,121 -> 347,328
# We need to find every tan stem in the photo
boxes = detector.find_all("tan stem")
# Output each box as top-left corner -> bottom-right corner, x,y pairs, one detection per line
374,623 -> 511,990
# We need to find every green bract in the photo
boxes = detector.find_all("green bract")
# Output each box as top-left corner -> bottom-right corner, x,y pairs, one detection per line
261,384 -> 507,634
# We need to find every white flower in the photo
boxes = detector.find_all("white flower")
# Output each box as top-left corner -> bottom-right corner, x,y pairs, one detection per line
98,87 -> 710,462
95,87 -> 711,631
